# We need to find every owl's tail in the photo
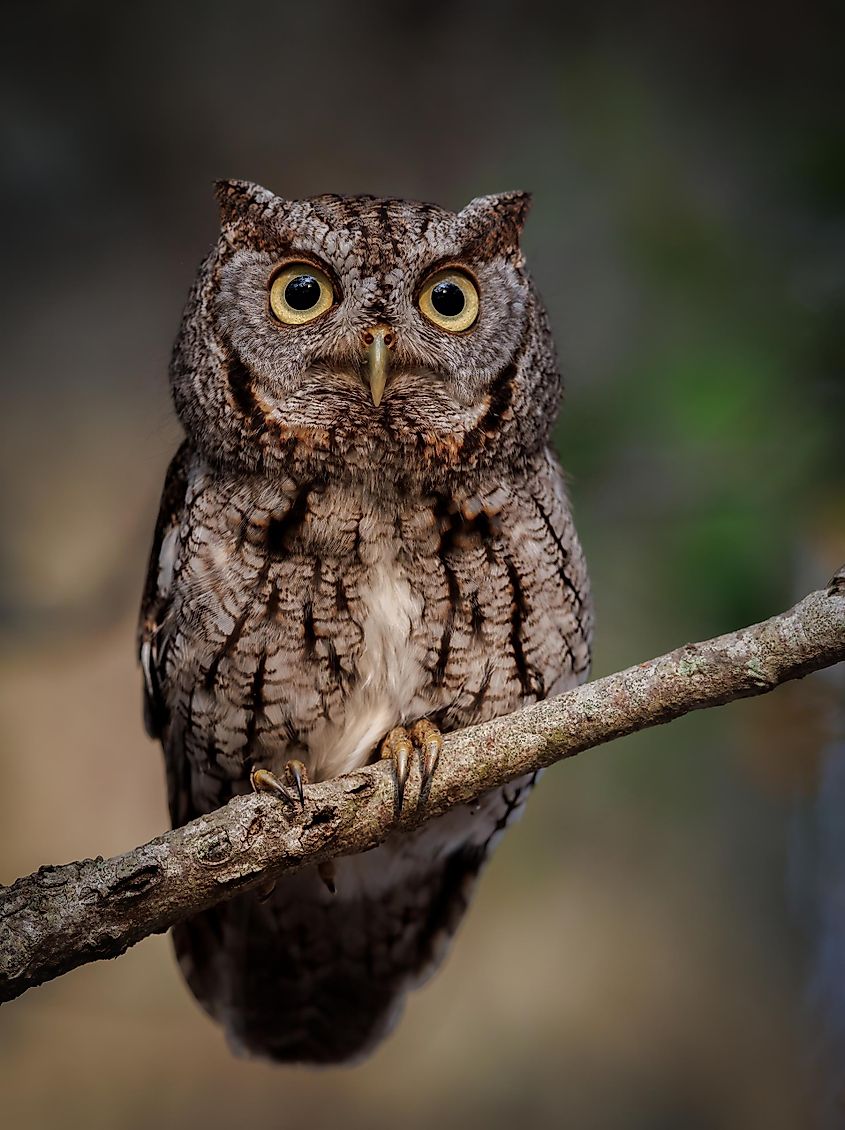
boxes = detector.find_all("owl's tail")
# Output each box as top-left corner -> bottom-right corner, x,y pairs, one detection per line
173,893 -> 399,1063
171,848 -> 482,1064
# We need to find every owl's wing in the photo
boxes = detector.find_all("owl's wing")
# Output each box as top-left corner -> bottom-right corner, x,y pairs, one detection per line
138,440 -> 192,740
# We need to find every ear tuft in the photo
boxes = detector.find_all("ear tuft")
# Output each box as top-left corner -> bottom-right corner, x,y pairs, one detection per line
213,179 -> 281,241
459,190 -> 532,260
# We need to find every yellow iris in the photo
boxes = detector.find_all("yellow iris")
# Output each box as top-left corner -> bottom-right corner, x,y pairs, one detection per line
269,263 -> 335,325
418,268 -> 479,332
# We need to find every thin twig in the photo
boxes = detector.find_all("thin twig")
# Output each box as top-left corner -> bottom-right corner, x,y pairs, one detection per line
1,568 -> 843,1004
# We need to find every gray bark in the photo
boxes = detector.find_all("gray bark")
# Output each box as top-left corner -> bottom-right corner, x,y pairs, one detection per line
1,568 -> 843,1005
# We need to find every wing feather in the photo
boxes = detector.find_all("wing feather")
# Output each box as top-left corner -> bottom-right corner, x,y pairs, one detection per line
138,441 -> 192,739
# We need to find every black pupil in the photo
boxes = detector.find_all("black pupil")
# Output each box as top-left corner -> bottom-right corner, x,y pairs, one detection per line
284,275 -> 321,310
431,280 -> 465,317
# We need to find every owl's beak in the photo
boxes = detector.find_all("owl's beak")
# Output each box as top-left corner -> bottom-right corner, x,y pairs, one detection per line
363,325 -> 395,407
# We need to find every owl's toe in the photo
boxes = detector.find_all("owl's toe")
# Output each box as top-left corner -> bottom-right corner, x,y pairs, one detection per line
380,726 -> 413,817
409,719 -> 443,798
256,878 -> 277,903
379,720 -> 443,817
250,765 -> 295,805
284,759 -> 308,807
317,859 -> 337,895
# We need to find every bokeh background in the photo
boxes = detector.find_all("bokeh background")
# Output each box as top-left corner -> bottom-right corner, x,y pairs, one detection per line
2,2 -> 844,1127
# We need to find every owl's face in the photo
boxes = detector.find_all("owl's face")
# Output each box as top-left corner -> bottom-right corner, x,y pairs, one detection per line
172,182 -> 560,491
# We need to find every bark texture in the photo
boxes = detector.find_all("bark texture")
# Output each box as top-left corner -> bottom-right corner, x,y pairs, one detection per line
2,568 -> 843,1005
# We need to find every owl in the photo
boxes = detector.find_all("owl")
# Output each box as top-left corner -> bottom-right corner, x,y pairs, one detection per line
139,181 -> 592,1064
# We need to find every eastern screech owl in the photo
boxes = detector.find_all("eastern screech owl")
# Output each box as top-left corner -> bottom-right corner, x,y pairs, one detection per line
139,181 -> 592,1064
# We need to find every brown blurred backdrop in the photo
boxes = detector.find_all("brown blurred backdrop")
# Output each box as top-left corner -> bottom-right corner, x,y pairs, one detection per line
1,3 -> 844,1128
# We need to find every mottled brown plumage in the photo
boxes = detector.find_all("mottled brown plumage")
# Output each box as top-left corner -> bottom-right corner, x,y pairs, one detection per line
139,182 -> 592,1063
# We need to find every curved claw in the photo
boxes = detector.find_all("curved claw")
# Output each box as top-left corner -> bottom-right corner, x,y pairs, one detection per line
256,878 -> 277,903
409,719 -> 443,798
250,766 -> 294,804
420,738 -> 441,791
392,742 -> 410,817
381,727 -> 412,817
285,759 -> 307,807
318,860 -> 337,895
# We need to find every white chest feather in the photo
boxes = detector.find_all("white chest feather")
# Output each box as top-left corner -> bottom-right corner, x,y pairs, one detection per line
306,549 -> 426,782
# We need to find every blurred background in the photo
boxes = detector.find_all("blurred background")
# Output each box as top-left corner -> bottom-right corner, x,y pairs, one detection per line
1,2 -> 843,1127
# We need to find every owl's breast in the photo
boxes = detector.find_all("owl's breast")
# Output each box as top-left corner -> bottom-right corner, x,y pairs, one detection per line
160,461 -> 590,811
162,478 -> 441,796
300,525 -> 431,782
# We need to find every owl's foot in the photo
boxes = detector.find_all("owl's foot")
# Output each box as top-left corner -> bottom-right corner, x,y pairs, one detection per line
250,760 -> 310,807
250,765 -> 295,804
409,719 -> 443,795
249,766 -> 294,903
379,719 -> 443,817
252,761 -> 337,893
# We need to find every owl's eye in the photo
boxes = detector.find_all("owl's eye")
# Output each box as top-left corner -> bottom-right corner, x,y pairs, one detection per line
418,268 -> 479,333
269,263 -> 335,325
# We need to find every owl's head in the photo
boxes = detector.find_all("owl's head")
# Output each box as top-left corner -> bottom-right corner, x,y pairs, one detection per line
172,182 -> 560,491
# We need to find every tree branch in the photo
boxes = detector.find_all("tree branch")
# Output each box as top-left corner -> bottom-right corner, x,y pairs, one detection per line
2,569 -> 844,1005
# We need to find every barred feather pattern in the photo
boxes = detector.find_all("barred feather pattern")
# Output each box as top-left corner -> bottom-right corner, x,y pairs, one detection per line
140,184 -> 592,1063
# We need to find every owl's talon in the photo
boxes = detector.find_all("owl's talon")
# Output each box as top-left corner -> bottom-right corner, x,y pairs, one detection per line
317,860 -> 337,895
420,739 -> 441,792
256,878 -> 277,903
409,719 -> 443,798
381,727 -> 413,816
284,759 -> 308,807
250,766 -> 295,804
379,720 -> 443,815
